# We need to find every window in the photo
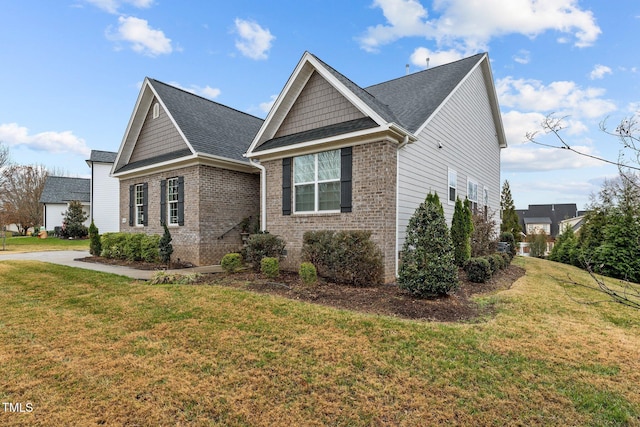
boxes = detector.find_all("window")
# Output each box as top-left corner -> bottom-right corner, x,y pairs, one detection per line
135,184 -> 145,226
448,169 -> 457,204
467,178 -> 478,213
293,149 -> 341,212
152,102 -> 160,119
483,186 -> 489,220
167,177 -> 179,225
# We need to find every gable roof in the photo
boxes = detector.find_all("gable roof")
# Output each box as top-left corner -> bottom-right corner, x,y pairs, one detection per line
113,78 -> 263,175
517,204 -> 579,237
87,150 -> 117,164
247,51 -> 506,156
40,176 -> 90,204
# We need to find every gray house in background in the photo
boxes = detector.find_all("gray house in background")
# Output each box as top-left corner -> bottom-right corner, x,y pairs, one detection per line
40,176 -> 90,231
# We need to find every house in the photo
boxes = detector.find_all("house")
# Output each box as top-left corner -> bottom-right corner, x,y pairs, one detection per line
86,150 -> 120,233
516,204 -> 581,256
245,52 -> 506,282
40,176 -> 90,231
111,78 -> 263,265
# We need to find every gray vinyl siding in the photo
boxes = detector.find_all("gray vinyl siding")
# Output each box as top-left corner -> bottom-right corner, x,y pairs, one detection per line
129,97 -> 190,163
397,64 -> 502,247
275,71 -> 365,138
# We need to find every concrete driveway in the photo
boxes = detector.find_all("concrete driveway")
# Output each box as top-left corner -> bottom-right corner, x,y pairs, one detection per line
0,250 -> 222,280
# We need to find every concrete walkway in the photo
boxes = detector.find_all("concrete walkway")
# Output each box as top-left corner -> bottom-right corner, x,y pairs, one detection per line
0,250 -> 222,280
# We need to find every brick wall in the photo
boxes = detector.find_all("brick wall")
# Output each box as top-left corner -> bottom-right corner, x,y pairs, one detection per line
262,140 -> 398,283
119,164 -> 259,265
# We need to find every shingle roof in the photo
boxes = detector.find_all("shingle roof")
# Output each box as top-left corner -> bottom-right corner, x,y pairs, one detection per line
148,79 -> 264,163
40,176 -> 90,204
88,150 -> 117,163
517,204 -> 579,237
365,54 -> 485,133
114,148 -> 192,174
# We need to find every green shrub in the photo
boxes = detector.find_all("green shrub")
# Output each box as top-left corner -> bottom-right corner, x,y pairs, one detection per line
100,232 -> 128,259
299,262 -> 317,285
141,235 -> 160,262
260,257 -> 279,279
499,232 -> 517,258
221,253 -> 243,273
150,271 -> 203,285
399,193 -> 459,296
88,221 -> 101,256
486,253 -> 503,273
500,251 -> 512,267
123,233 -> 144,261
302,230 -> 384,286
245,232 -> 286,271
464,257 -> 492,283
159,223 -> 173,264
451,197 -> 472,266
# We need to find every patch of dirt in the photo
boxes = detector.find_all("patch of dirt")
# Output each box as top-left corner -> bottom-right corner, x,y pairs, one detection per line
211,266 -> 525,322
75,256 -> 193,270
77,255 -> 525,322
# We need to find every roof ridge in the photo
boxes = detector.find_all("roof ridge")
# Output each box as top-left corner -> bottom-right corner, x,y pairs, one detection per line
147,77 -> 264,122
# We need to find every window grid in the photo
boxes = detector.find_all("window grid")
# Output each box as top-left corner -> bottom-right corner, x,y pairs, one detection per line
135,184 -> 144,226
167,177 -> 179,225
467,178 -> 478,214
293,150 -> 340,213
448,169 -> 457,204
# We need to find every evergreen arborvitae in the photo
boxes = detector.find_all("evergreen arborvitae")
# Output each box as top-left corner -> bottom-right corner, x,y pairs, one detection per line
159,223 -> 173,265
62,200 -> 89,238
451,197 -> 471,266
500,180 -> 521,243
88,220 -> 101,256
399,192 -> 459,296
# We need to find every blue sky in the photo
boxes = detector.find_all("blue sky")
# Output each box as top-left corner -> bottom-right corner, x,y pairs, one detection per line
1,0 -> 639,210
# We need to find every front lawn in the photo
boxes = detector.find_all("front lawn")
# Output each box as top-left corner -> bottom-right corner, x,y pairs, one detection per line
0,257 -> 638,426
0,235 -> 89,252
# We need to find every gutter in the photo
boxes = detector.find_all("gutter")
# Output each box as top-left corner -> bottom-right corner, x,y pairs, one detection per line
249,158 -> 267,232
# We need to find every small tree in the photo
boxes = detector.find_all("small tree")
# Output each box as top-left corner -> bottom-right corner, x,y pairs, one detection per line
159,223 -> 173,266
470,212 -> 497,257
527,231 -> 548,258
398,193 -> 459,296
451,197 -> 472,266
61,200 -> 89,238
500,180 -> 522,243
88,220 -> 101,255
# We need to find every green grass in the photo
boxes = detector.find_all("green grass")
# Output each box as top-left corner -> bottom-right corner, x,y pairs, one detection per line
0,235 -> 89,252
0,257 -> 638,426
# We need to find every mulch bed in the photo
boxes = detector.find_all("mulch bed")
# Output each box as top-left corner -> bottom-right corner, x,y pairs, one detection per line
77,255 -> 525,322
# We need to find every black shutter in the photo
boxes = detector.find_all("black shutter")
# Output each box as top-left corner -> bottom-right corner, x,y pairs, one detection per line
177,176 -> 185,226
128,185 -> 134,226
340,147 -> 352,213
282,157 -> 292,215
160,179 -> 166,226
142,183 -> 148,226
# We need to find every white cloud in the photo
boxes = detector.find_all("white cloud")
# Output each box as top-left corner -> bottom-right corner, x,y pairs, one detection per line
84,0 -> 153,14
589,64 -> 612,80
168,82 -> 221,100
0,123 -> 90,157
497,77 -> 616,119
409,47 -> 464,68
501,144 -> 603,172
107,16 -> 172,56
260,95 -> 278,114
513,50 -> 530,64
234,19 -> 275,60
359,0 -> 600,52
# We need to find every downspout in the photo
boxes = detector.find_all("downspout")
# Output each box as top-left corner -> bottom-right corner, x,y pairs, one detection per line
395,134 -> 410,278
249,158 -> 267,232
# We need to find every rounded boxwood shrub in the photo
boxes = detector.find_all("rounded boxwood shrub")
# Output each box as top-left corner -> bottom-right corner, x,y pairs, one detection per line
464,257 -> 492,283
491,253 -> 506,271
260,257 -> 280,280
245,232 -> 286,271
299,262 -> 317,285
221,253 -> 243,273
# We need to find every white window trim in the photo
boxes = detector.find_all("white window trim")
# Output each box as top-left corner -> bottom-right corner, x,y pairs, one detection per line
293,150 -> 341,214
167,177 -> 179,226
135,184 -> 144,226
152,102 -> 160,119
448,168 -> 457,205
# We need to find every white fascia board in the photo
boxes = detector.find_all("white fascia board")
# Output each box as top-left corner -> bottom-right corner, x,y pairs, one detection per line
480,57 -> 508,148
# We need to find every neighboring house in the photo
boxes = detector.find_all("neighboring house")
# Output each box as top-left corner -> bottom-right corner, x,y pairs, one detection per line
558,214 -> 587,236
111,78 -> 263,265
86,150 -> 120,233
40,176 -> 90,231
246,52 -> 506,282
516,204 -> 580,256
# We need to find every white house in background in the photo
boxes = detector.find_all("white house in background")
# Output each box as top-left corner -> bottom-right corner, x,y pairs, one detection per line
40,176 -> 91,231
86,150 -> 120,233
